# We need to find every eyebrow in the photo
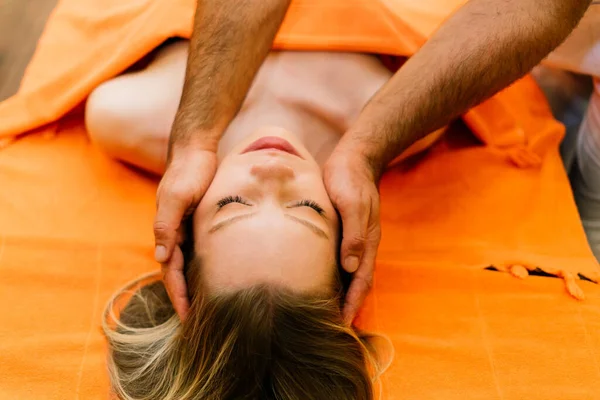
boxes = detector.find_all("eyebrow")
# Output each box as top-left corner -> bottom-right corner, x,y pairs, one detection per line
209,212 -> 329,239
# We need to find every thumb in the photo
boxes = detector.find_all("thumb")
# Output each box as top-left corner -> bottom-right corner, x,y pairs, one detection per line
337,197 -> 369,274
154,185 -> 193,264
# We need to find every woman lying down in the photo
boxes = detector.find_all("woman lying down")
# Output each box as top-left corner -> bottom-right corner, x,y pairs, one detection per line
85,3 -> 600,395
90,41 -> 395,399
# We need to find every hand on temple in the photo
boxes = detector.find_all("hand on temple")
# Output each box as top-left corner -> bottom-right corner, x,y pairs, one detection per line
320,0 -> 591,324
151,0 -> 291,320
154,148 -> 218,320
323,147 -> 381,324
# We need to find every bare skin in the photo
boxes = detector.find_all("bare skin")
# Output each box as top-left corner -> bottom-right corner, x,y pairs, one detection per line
89,0 -> 590,321
86,42 -> 392,316
86,42 -> 392,172
149,0 -> 590,321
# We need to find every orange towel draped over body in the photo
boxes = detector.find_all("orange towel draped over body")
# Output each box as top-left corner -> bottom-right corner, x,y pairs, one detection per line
0,1 -> 599,399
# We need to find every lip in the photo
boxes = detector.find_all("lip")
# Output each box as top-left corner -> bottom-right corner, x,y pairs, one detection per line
241,136 -> 303,159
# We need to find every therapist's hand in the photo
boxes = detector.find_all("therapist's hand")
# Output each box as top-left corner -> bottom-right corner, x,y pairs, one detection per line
154,149 -> 218,320
323,147 -> 381,324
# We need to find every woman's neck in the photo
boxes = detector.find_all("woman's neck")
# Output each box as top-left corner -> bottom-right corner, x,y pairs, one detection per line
217,99 -> 343,167
215,51 -> 393,167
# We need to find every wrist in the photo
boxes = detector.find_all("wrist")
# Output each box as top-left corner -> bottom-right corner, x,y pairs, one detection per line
333,137 -> 383,183
169,115 -> 223,153
167,129 -> 221,164
171,133 -> 219,152
338,129 -> 393,181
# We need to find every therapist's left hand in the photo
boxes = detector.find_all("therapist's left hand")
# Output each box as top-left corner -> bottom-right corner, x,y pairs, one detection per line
323,147 -> 381,325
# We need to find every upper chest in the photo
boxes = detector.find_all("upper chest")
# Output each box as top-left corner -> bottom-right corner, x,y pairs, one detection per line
244,51 -> 394,128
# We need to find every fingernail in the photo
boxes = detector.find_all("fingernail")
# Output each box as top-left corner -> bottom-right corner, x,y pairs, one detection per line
155,245 -> 167,263
345,256 -> 359,273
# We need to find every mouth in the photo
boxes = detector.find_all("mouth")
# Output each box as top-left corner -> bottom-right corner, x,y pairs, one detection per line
241,136 -> 303,159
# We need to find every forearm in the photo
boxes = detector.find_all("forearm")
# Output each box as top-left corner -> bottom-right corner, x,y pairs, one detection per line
170,0 -> 291,154
344,0 -> 590,179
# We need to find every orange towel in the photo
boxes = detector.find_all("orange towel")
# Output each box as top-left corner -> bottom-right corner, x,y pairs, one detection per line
0,1 -> 599,399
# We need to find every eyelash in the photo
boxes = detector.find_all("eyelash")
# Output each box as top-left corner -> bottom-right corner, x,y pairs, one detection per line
217,196 -> 324,214
295,199 -> 325,214
217,195 -> 251,209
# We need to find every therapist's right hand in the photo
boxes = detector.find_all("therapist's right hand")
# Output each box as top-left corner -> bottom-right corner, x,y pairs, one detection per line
154,148 -> 218,321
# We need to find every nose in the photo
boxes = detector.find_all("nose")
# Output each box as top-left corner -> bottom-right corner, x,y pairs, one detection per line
250,159 -> 295,181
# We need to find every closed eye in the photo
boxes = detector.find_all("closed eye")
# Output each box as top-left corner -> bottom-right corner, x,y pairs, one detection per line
217,195 -> 251,209
292,199 -> 325,215
217,196 -> 324,215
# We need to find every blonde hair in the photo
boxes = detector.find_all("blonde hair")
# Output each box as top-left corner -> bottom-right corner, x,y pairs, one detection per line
103,257 -> 389,400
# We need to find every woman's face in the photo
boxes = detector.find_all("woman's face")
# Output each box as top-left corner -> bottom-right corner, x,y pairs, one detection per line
193,127 -> 340,293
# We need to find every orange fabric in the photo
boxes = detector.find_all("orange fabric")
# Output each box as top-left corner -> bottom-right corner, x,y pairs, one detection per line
0,0 -> 599,399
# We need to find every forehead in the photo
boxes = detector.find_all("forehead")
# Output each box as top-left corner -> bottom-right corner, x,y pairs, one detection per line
194,211 -> 337,291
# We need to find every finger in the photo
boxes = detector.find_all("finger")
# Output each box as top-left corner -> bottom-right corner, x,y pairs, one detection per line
336,195 -> 370,273
154,184 -> 192,263
342,228 -> 378,324
342,272 -> 373,325
161,245 -> 190,320
356,221 -> 381,284
176,224 -> 186,245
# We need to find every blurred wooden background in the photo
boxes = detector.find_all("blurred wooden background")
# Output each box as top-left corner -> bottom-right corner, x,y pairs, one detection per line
0,0 -> 59,101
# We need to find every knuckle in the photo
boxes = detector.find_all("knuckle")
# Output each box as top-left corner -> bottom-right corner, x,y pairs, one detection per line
357,272 -> 374,290
344,235 -> 367,253
158,179 -> 189,201
169,184 -> 190,201
339,195 -> 359,207
371,226 -> 382,242
153,221 -> 172,238
352,274 -> 373,293
358,276 -> 372,290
